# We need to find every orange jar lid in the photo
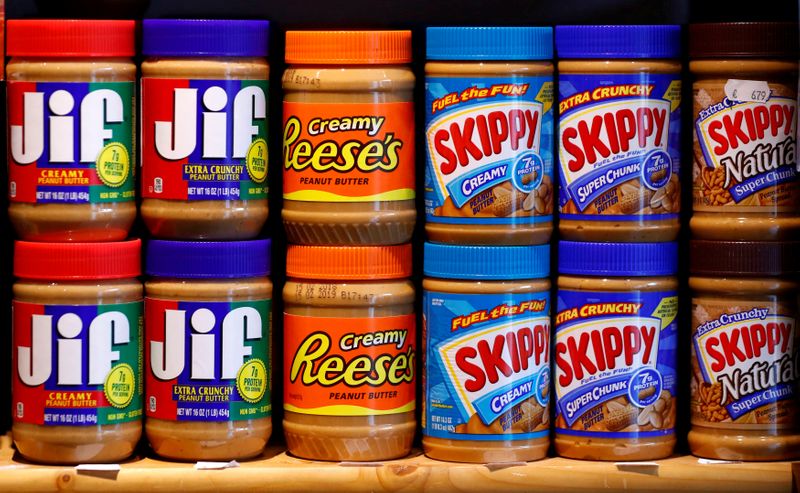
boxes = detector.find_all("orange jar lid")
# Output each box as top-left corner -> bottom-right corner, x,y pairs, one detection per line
286,244 -> 412,280
285,30 -> 412,64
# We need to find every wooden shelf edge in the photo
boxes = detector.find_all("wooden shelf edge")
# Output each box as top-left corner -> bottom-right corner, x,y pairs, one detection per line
0,435 -> 794,493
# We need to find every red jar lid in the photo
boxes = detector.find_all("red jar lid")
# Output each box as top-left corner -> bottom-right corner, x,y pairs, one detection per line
14,239 -> 142,280
7,19 -> 136,57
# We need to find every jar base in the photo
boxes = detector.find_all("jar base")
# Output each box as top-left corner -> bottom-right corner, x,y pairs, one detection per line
554,433 -> 675,461
10,202 -> 136,242
12,422 -> 141,464
690,213 -> 800,241
146,417 -> 271,461
283,417 -> 415,461
141,199 -> 268,240
423,436 -> 548,463
559,218 -> 680,242
426,222 -> 552,245
282,203 -> 415,245
688,426 -> 800,461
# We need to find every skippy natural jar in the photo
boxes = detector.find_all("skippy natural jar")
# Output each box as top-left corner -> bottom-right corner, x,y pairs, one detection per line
690,23 -> 799,240
556,25 -> 682,242
12,240 -> 143,464
555,241 -> 678,460
141,20 -> 270,240
6,20 -> 137,241
424,27 -> 554,245
283,245 -> 416,461
282,31 -> 416,245
689,240 -> 800,461
423,243 -> 551,463
144,239 -> 272,460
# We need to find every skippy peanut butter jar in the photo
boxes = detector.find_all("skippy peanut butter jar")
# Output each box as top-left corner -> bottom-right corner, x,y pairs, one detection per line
555,241 -> 679,460
6,20 -> 137,241
12,240 -> 143,464
425,27 -> 554,245
144,240 -> 273,460
690,23 -> 800,240
282,31 -> 416,245
423,243 -> 551,463
283,245 -> 416,461
141,20 -> 270,239
689,240 -> 800,461
556,25 -> 682,242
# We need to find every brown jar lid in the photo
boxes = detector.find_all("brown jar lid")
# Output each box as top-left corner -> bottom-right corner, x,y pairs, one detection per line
690,240 -> 800,276
689,22 -> 799,59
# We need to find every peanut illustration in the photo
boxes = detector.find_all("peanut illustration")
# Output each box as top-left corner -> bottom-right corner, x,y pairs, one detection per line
698,382 -> 729,422
700,165 -> 732,206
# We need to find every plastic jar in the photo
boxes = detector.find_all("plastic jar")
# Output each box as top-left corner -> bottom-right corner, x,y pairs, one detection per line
424,27 -> 554,245
555,25 -> 682,242
12,240 -> 143,464
554,241 -> 678,461
282,31 -> 416,245
422,243 -> 551,462
689,240 -> 800,461
690,23 -> 799,241
6,20 -> 137,241
283,245 -> 416,461
144,240 -> 273,460
141,19 -> 270,240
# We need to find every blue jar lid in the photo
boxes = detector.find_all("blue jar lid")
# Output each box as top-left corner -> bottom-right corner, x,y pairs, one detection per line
146,239 -> 271,279
559,241 -> 677,276
424,243 -> 550,280
143,19 -> 269,57
556,25 -> 680,59
427,26 -> 553,60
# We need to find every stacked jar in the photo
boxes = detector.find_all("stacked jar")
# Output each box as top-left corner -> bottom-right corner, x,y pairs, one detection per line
422,27 -> 555,463
280,31 -> 418,461
688,22 -> 800,461
553,25 -> 682,461
139,19 -> 274,461
6,20 -> 145,465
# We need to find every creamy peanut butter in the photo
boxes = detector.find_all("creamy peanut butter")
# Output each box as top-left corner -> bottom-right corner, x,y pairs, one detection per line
282,31 -> 416,245
555,241 -> 678,461
6,20 -> 137,241
283,245 -> 415,461
11,240 -> 143,464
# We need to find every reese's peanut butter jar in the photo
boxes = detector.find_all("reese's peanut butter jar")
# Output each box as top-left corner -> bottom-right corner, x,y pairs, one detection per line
555,241 -> 678,460
423,243 -> 551,462
141,20 -> 270,240
282,31 -> 416,245
144,240 -> 273,460
689,240 -> 800,461
690,23 -> 799,240
424,27 -> 554,245
12,240 -> 143,464
283,245 -> 416,461
6,20 -> 137,241
556,25 -> 682,242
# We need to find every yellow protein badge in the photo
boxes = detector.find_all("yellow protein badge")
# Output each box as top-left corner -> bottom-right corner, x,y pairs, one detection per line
105,363 -> 136,409
96,142 -> 131,188
246,138 -> 268,184
236,358 -> 268,404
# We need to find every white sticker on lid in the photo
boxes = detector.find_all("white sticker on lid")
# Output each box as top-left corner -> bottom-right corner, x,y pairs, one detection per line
724,79 -> 771,104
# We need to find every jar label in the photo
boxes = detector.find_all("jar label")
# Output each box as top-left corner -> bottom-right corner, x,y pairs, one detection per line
283,313 -> 416,416
693,79 -> 798,211
141,78 -> 269,201
12,301 -> 143,426
557,74 -> 682,220
145,299 -> 272,422
8,81 -> 135,204
424,76 -> 554,226
282,101 -> 416,202
554,290 -> 678,438
423,290 -> 551,441
691,298 -> 799,427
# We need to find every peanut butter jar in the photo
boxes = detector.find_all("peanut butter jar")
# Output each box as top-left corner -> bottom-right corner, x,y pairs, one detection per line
282,31 -> 416,245
555,25 -> 682,242
689,240 -> 800,461
141,20 -> 270,240
423,243 -> 551,462
12,240 -> 143,464
283,244 -> 416,461
6,20 -> 137,241
555,241 -> 678,461
690,23 -> 799,241
424,27 -> 554,245
144,239 -> 273,461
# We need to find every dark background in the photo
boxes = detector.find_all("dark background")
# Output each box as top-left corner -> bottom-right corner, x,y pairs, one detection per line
0,0 -> 797,460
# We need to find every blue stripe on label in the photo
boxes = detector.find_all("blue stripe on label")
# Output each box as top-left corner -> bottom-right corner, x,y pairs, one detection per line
729,166 -> 798,203
426,214 -> 553,225
559,213 -> 679,221
556,428 -> 674,439
726,384 -> 795,419
425,428 -> 549,441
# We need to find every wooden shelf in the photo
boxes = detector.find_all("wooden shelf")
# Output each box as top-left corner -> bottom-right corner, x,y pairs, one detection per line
0,434 -> 795,492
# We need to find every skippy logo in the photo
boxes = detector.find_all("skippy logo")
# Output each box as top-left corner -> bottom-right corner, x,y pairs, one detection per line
693,309 -> 798,419
695,96 -> 797,202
